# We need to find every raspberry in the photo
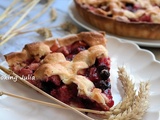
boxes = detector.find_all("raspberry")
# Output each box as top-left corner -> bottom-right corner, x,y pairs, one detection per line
88,67 -> 99,82
49,75 -> 61,86
57,85 -> 72,103
71,41 -> 88,54
139,14 -> 151,22
107,100 -> 114,107
97,57 -> 111,69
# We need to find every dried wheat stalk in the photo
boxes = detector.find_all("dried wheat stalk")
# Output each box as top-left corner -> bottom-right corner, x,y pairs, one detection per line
23,22 -> 79,34
16,27 -> 53,38
0,0 -> 54,46
60,22 -> 79,34
11,22 -> 79,39
36,28 -> 53,38
0,0 -> 20,22
0,0 -> 40,43
3,3 -> 28,19
103,67 -> 136,119
107,82 -> 149,120
105,67 -> 149,120
1,0 -> 40,40
0,2 -> 25,29
50,8 -> 57,21
0,35 -> 2,40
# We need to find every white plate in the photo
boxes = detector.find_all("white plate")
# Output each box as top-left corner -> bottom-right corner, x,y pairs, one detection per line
68,0 -> 160,47
0,35 -> 160,120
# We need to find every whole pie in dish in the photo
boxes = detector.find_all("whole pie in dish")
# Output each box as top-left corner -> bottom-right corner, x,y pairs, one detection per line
4,31 -> 114,111
74,0 -> 160,39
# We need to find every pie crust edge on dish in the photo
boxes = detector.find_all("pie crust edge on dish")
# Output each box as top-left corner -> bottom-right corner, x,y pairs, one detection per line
4,31 -> 114,111
74,0 -> 160,40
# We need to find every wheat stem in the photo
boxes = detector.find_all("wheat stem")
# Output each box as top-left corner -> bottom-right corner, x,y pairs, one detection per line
0,0 -> 20,22
1,0 -> 40,40
0,0 -> 54,45
0,91 -> 107,114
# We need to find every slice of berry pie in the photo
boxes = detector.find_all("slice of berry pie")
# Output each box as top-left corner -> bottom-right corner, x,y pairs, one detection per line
75,0 -> 160,39
4,31 -> 114,111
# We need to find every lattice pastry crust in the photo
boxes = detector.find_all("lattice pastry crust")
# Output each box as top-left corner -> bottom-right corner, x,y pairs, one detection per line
5,31 -> 114,109
75,0 -> 160,39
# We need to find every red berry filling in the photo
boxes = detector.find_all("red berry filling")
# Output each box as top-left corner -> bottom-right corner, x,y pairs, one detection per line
50,40 -> 89,61
139,14 -> 151,22
124,3 -> 140,12
84,2 -> 154,23
78,57 -> 113,108
11,40 -> 114,111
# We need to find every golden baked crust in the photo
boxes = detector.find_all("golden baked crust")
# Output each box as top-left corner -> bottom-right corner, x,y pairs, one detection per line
75,0 -> 160,39
33,45 -> 109,106
5,31 -> 107,67
5,31 -> 112,108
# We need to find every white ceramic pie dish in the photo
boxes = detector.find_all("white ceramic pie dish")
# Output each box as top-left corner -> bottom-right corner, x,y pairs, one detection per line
0,35 -> 160,120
